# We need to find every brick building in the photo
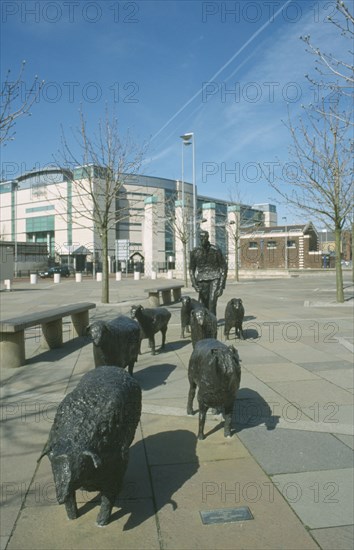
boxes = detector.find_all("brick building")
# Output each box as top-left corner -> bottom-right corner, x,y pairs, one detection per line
239,222 -> 322,269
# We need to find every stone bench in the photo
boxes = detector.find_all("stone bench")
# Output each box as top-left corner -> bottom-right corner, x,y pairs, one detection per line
145,284 -> 184,307
0,302 -> 96,368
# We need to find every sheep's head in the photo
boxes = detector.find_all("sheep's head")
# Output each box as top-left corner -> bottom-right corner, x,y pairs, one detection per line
86,321 -> 107,346
130,305 -> 143,320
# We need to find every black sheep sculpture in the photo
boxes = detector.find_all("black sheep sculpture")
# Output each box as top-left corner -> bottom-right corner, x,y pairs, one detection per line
38,366 -> 142,526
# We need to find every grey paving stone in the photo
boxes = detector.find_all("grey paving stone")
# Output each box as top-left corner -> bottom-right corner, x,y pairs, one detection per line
334,434 -> 354,450
271,469 -> 354,529
301,403 -> 354,429
299,360 -> 353,371
237,427 -> 354,474
270,379 -> 353,407
315,368 -> 354,390
310,525 -> 354,549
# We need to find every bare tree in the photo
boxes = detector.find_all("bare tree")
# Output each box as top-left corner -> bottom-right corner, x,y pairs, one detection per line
301,0 -> 353,106
1,60 -> 43,144
267,99 -> 353,302
301,0 -> 354,282
226,187 -> 263,281
55,108 -> 147,303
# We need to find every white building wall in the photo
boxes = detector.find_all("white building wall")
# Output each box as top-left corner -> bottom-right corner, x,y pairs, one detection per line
1,169 -> 278,275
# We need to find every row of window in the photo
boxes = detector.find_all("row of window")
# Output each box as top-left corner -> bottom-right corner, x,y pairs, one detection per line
249,240 -> 297,249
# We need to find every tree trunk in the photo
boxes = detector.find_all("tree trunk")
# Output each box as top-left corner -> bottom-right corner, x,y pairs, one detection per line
183,242 -> 188,287
101,231 -> 109,304
352,221 -> 354,284
335,227 -> 344,302
234,241 -> 239,282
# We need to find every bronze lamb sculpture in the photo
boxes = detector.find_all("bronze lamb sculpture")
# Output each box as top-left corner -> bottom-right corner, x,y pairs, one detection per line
86,315 -> 140,375
187,339 -> 241,440
38,366 -> 141,526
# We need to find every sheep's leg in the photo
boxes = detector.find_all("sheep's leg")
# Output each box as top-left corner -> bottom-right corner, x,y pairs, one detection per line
64,492 -> 78,520
224,405 -> 233,438
187,382 -> 196,415
160,327 -> 167,349
96,492 -> 115,526
198,404 -> 208,440
149,337 -> 156,355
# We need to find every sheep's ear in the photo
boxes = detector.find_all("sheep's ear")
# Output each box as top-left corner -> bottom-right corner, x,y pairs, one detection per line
37,446 -> 52,462
83,450 -> 101,469
229,345 -> 240,360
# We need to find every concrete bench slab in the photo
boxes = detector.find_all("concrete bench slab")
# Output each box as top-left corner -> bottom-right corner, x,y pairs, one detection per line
0,302 -> 96,368
145,285 -> 184,307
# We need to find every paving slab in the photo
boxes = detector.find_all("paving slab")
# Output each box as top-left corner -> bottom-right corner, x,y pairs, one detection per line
301,403 -> 354,430
151,458 -> 318,550
140,413 -> 251,463
310,525 -> 354,550
298,360 -> 354,372
257,341 -> 335,363
6,500 -> 160,550
313,368 -> 354,390
244,362 -> 321,382
237,427 -> 354,475
271,469 -> 354,529
270,379 -> 354,407
334,434 -> 354,450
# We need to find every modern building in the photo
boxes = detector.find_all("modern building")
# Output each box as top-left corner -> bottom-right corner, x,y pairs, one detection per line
239,222 -> 322,269
0,166 -> 277,276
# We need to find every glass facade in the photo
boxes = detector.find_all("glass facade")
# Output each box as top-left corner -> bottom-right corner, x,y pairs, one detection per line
26,215 -> 55,232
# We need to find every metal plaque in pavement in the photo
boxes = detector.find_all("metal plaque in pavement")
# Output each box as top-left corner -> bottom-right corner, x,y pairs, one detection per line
200,506 -> 254,525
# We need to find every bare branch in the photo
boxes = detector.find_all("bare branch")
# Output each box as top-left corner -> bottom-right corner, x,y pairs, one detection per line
53,107 -> 148,303
300,1 -> 354,104
0,60 -> 44,144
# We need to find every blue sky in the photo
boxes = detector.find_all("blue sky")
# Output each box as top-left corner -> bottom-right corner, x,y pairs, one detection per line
1,0 -> 347,223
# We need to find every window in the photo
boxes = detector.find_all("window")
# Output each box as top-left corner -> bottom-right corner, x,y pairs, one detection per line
287,240 -> 296,248
249,241 -> 258,249
26,215 -> 54,232
267,240 -> 277,249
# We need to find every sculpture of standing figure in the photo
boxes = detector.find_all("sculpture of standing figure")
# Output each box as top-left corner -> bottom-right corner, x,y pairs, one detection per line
189,230 -> 227,315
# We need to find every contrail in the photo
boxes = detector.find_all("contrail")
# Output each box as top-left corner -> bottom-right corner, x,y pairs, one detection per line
151,0 -> 292,141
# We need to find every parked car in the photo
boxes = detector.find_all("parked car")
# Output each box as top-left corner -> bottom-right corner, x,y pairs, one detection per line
38,266 -> 72,278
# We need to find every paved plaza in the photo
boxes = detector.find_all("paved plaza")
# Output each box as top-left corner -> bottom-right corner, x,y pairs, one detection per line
1,271 -> 353,550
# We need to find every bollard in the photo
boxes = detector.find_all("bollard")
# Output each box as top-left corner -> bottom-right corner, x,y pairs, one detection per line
116,271 -> 122,281
30,274 -> 37,285
75,273 -> 82,283
167,270 -> 173,280
53,273 -> 61,284
151,271 -> 157,280
4,279 -> 11,291
134,271 -> 140,281
96,272 -> 102,282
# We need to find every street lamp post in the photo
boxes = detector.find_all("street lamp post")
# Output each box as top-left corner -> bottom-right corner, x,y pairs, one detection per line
180,132 -> 196,248
181,139 -> 191,225
12,180 -> 19,278
282,216 -> 288,269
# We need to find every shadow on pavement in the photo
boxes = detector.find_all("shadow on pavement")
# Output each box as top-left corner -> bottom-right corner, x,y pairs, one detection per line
233,388 -> 280,433
26,337 -> 91,365
135,363 -> 177,390
77,429 -> 199,528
